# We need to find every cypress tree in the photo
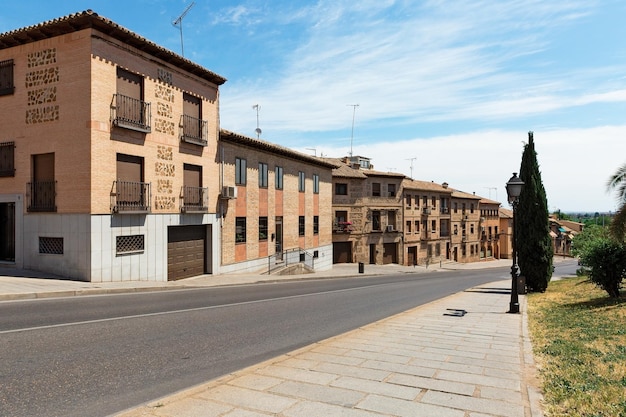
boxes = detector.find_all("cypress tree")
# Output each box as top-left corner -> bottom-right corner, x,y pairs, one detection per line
517,131 -> 553,292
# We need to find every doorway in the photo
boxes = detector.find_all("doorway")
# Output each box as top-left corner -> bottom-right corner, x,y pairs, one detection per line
0,202 -> 15,261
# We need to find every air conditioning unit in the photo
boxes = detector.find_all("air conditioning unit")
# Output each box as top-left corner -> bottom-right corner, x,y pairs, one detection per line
221,186 -> 237,199
386,225 -> 395,232
422,208 -> 431,215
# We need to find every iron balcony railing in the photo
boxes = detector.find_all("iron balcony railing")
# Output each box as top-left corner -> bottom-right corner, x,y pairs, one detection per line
27,180 -> 56,212
111,180 -> 151,213
180,186 -> 208,212
111,94 -> 151,133
180,114 -> 208,146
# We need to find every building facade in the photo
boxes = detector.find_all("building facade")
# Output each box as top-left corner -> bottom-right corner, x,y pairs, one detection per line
449,190 -> 482,263
401,179 -> 453,266
218,130 -> 334,274
329,156 -> 405,265
479,197 -> 502,260
0,11 -> 229,281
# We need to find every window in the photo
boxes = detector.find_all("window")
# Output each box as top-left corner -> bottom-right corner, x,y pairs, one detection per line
235,157 -> 247,185
471,203 -> 475,213
236,217 -> 246,243
388,211 -> 396,229
372,211 -> 381,231
388,184 -> 396,197
454,202 -> 458,213
336,210 -> 348,223
423,196 -> 428,206
116,235 -> 145,255
114,68 -> 150,132
259,162 -> 268,188
431,220 -> 436,233
335,183 -> 347,195
313,174 -> 319,194
39,237 -> 63,254
405,195 -> 411,207
0,59 -> 14,96
406,220 -> 412,233
259,217 -> 268,241
0,141 -> 15,177
415,196 -> 420,207
298,171 -> 305,192
299,216 -> 305,236
431,196 -> 436,208
181,92 -> 206,145
471,224 -> 475,234
415,220 -> 420,233
372,183 -> 381,197
275,166 -> 283,189
313,216 -> 319,234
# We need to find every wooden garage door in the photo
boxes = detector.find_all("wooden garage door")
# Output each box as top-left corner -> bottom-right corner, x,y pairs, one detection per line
383,243 -> 397,264
168,225 -> 206,281
333,242 -> 352,264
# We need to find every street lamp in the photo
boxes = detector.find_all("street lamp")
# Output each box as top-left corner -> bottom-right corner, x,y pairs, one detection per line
506,172 -> 524,314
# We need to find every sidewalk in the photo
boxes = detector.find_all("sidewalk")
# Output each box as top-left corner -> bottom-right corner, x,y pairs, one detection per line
0,259 -> 546,416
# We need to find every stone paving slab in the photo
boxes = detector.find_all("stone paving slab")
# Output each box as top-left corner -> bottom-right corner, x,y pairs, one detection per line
115,280 -> 544,417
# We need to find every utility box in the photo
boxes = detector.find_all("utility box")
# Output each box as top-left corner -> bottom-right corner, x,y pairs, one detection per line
517,276 -> 527,294
358,262 -> 364,273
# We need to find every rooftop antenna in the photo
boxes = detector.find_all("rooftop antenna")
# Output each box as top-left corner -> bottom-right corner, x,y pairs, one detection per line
405,157 -> 417,179
252,104 -> 262,138
347,104 -> 359,157
172,2 -> 195,57
484,187 -> 497,200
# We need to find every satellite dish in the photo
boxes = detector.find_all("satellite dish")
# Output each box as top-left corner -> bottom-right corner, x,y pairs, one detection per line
255,127 -> 262,136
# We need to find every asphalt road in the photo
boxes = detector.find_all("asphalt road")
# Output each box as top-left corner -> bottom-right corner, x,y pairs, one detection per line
0,267 -> 513,417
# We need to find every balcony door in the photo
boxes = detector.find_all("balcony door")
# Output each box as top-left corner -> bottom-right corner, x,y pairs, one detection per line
116,154 -> 144,210
31,153 -> 55,211
0,202 -> 15,261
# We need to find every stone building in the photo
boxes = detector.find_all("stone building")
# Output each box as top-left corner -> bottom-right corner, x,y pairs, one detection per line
479,197 -> 502,260
0,11 -> 229,281
401,179 -> 453,266
218,130 -> 334,274
327,156 -> 404,265
449,189 -> 483,263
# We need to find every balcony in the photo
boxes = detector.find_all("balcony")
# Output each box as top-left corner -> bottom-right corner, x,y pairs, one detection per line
111,94 -> 151,133
422,207 -> 431,216
180,186 -> 208,213
333,221 -> 353,233
111,180 -> 151,213
180,114 -> 208,146
27,180 -> 56,212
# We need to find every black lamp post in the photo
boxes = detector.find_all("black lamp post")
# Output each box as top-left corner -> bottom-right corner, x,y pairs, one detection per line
506,172 -> 524,314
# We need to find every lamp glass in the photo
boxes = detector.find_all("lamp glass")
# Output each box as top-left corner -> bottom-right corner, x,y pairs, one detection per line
506,173 -> 524,200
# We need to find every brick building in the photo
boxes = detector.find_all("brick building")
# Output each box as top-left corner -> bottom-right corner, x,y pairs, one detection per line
218,130 -> 334,274
0,11 -> 228,281
479,197 -> 502,260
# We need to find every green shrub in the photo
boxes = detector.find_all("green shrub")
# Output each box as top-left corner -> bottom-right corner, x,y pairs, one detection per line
580,238 -> 626,298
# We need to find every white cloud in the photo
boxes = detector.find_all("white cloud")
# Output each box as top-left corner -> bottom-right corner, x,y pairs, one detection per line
299,126 -> 626,212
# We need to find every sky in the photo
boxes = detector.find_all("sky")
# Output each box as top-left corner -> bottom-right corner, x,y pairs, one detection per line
2,0 -> 625,212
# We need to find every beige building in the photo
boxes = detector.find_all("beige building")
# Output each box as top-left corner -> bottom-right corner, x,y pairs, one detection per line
218,130 -> 334,274
401,179 -> 453,266
449,189 -> 482,263
328,156 -> 405,265
479,197 -> 502,260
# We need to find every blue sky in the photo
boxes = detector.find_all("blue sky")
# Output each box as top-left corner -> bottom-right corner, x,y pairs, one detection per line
2,1 -> 625,212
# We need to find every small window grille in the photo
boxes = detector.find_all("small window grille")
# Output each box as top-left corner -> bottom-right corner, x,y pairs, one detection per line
116,235 -> 145,255
39,237 -> 63,254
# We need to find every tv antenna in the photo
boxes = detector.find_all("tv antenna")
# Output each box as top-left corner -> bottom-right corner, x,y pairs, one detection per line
347,104 -> 359,157
405,157 -> 417,179
252,104 -> 262,138
172,2 -> 195,57
484,187 -> 497,200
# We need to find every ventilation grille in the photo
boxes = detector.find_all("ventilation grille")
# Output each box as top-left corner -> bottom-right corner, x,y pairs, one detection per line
39,237 -> 63,254
116,235 -> 144,255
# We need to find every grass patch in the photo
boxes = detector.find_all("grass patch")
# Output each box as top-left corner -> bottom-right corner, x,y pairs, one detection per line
527,277 -> 626,417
